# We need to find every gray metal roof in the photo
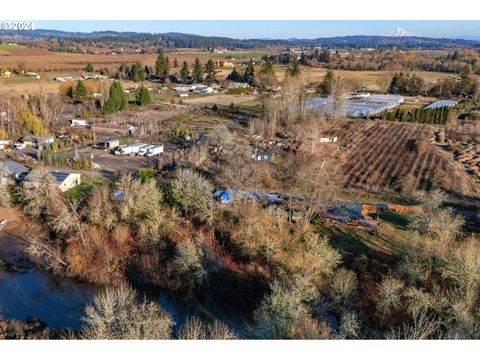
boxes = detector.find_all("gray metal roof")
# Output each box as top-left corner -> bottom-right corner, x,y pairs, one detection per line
0,160 -> 30,176
308,94 -> 404,118
425,100 -> 458,109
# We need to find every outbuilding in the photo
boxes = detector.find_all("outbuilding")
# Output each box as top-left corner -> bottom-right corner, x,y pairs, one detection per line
0,160 -> 30,181
70,119 -> 88,127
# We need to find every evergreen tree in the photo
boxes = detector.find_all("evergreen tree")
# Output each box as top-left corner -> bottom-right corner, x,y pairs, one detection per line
227,67 -> 242,82
155,49 -> 170,79
458,65 -> 474,97
73,80 -> 88,98
180,61 -> 190,84
85,63 -> 94,72
299,51 -> 308,65
136,85 -> 152,106
321,70 -> 335,95
104,81 -> 128,113
129,62 -> 146,82
204,59 -> 216,85
243,59 -> 255,86
192,57 -> 204,83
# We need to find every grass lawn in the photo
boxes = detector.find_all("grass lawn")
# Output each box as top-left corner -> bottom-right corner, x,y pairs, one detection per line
326,226 -> 395,259
379,211 -> 411,230
66,177 -> 105,201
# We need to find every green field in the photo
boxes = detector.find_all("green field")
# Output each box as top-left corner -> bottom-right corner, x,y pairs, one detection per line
0,43 -> 25,51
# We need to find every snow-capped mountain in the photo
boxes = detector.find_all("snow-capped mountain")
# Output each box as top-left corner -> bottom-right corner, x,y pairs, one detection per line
388,27 -> 414,37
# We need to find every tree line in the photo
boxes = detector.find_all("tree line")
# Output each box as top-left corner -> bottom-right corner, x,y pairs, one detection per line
389,68 -> 479,100
383,106 -> 452,125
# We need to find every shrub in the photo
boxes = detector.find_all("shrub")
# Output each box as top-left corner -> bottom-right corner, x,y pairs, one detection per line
172,237 -> 208,294
251,280 -> 317,339
328,268 -> 359,314
172,169 -> 213,221
82,285 -> 174,339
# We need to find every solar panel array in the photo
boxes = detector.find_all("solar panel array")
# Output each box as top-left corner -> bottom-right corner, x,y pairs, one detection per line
50,171 -> 70,183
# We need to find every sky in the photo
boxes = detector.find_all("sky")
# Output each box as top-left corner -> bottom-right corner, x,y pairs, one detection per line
31,20 -> 480,40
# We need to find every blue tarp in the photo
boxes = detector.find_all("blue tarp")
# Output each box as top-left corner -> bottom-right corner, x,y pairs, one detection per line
219,191 -> 232,203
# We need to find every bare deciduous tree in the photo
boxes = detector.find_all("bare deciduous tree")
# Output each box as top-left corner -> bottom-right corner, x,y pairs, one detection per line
82,285 -> 174,339
178,317 -> 238,340
377,276 -> 404,319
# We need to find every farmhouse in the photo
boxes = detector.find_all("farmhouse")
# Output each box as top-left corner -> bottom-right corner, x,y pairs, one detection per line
50,171 -> 82,192
24,170 -> 81,192
0,160 -> 30,181
92,123 -> 136,135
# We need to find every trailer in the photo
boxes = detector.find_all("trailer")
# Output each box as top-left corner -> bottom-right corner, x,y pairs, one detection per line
130,143 -> 146,154
70,119 -> 88,127
138,144 -> 154,156
145,145 -> 164,157
115,144 -> 134,156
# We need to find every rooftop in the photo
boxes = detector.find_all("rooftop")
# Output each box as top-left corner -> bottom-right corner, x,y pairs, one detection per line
425,100 -> 458,109
49,171 -> 78,184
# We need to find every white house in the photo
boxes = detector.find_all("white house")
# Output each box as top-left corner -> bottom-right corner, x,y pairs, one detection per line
49,171 -> 82,192
24,170 -> 81,192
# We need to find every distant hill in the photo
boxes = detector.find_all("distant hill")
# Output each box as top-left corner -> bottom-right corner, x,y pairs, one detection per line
290,35 -> 480,49
1,29 -> 479,50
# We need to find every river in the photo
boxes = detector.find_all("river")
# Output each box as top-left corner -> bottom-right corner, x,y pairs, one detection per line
0,234 -> 247,335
